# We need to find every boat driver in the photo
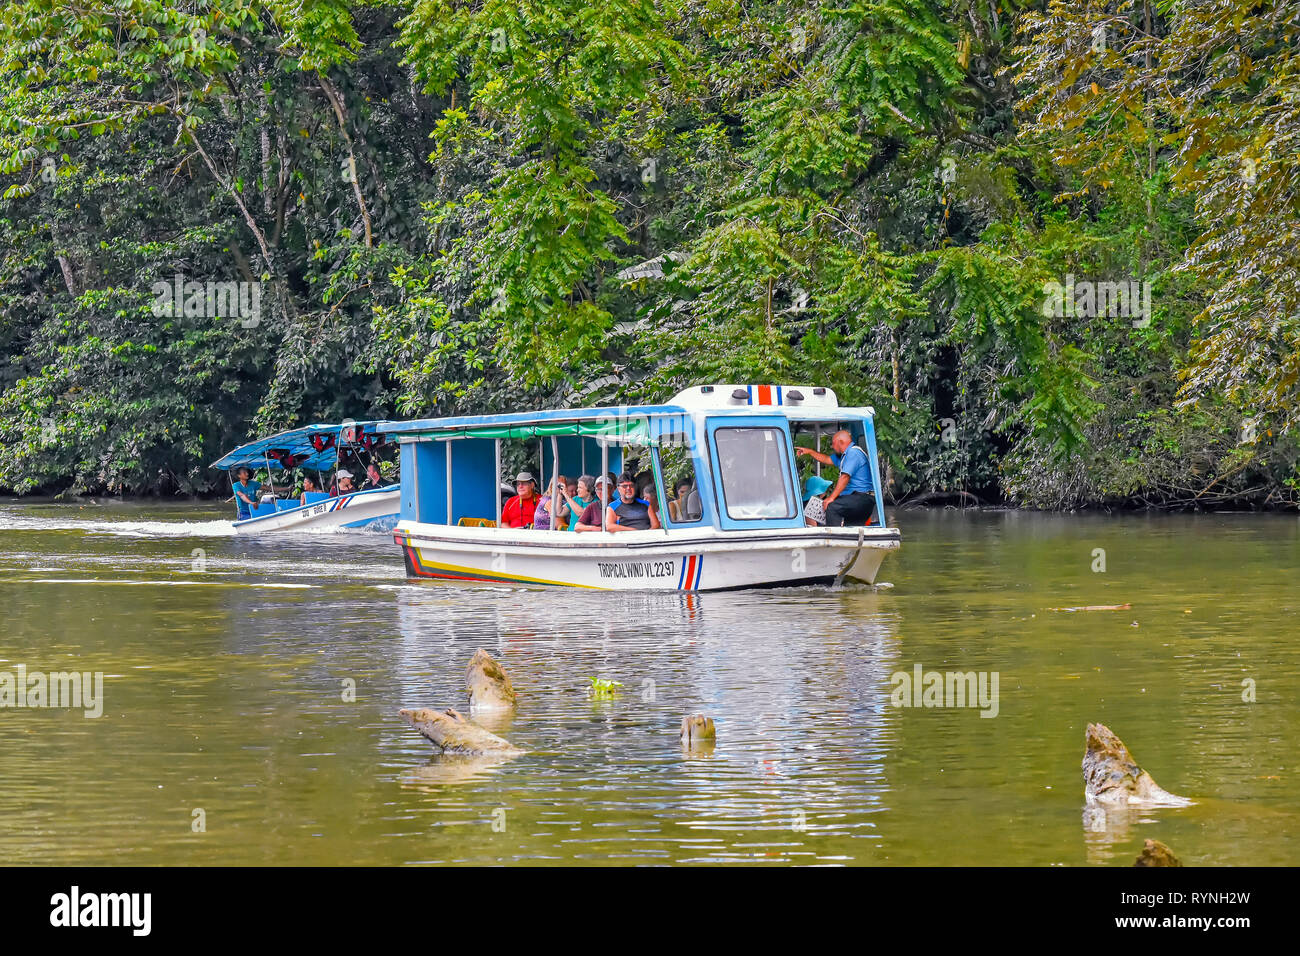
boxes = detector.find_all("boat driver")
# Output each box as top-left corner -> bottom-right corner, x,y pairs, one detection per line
795,429 -> 875,526
232,466 -> 261,519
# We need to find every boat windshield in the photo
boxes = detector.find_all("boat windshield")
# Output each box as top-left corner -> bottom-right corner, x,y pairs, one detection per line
714,426 -> 796,520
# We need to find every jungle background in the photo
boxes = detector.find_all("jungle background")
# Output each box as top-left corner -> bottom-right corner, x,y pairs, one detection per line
1,0 -> 1297,509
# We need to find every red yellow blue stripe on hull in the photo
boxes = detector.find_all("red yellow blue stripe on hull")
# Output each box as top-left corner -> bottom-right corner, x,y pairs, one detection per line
401,540 -> 709,590
402,542 -> 601,588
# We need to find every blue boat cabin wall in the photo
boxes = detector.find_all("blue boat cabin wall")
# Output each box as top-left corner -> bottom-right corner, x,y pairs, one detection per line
400,440 -> 440,524
401,439 -> 497,525
450,439 -> 497,522
540,437 -> 622,487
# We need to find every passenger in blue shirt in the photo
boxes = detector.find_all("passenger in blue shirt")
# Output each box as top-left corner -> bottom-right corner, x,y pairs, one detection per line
231,467 -> 261,520
795,430 -> 875,527
605,472 -> 661,532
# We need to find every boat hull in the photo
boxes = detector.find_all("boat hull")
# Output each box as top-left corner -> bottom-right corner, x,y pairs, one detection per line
394,523 -> 900,590
233,488 -> 400,534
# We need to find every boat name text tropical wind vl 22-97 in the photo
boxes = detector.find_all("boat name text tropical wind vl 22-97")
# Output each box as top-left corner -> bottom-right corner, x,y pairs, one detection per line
596,560 -> 677,580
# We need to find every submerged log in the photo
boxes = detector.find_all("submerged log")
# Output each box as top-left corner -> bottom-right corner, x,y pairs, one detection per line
465,649 -> 517,712
1134,839 -> 1183,867
399,707 -> 525,756
680,714 -> 716,745
1083,723 -> 1193,807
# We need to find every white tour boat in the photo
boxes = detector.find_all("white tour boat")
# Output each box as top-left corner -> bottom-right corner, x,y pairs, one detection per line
377,385 -> 899,589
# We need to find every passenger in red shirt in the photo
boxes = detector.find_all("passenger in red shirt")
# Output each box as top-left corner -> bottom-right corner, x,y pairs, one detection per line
501,472 -> 539,528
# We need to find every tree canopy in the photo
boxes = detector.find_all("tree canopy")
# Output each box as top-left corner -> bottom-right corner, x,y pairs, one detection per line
1,0 -> 1296,508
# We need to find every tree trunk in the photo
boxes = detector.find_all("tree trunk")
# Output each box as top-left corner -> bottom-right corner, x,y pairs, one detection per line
318,74 -> 374,247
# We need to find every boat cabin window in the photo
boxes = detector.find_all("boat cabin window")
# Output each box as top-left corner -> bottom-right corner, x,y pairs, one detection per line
656,433 -> 703,524
714,426 -> 796,520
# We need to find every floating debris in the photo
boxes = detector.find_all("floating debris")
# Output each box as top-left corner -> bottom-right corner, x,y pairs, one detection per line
588,677 -> 623,700
1049,604 -> 1132,612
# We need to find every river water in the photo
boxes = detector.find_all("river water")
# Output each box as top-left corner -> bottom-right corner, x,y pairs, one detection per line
0,501 -> 1296,865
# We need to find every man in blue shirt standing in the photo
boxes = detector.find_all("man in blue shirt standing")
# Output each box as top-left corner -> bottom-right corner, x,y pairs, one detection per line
795,430 -> 875,527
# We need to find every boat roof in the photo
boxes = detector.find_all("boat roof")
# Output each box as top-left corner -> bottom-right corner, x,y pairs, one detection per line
377,385 -> 873,438
211,421 -> 389,471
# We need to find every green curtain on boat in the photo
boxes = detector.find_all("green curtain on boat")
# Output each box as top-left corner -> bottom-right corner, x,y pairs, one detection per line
411,418 -> 654,444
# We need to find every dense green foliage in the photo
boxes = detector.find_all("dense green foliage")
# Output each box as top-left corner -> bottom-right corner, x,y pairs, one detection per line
1,0 -> 1296,507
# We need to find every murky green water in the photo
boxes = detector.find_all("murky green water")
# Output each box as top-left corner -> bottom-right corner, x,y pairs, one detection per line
0,501 -> 1296,865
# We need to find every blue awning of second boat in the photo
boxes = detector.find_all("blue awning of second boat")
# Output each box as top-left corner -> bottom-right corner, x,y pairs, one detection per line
210,421 -> 390,471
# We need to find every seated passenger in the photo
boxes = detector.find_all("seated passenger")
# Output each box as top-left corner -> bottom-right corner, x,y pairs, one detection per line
604,472 -> 660,532
361,462 -> 385,490
564,475 -> 597,531
334,469 -> 356,497
533,476 -> 568,530
231,467 -> 261,520
552,475 -> 571,529
501,472 -> 538,528
574,476 -> 611,532
634,469 -> 654,500
668,478 -> 692,523
300,475 -> 320,505
802,475 -> 832,527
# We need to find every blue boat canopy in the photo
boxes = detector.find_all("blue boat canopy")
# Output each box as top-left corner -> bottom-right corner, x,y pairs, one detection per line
375,385 -> 874,439
211,421 -> 390,472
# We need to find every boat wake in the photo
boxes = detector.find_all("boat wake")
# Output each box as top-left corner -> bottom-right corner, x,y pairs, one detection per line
0,514 -> 237,537
83,520 -> 238,538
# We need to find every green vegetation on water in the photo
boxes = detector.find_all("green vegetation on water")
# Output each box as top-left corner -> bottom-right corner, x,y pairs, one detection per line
1,1 -> 1297,508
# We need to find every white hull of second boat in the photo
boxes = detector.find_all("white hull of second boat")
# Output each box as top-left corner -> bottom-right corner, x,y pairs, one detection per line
394,523 -> 900,590
233,488 -> 400,534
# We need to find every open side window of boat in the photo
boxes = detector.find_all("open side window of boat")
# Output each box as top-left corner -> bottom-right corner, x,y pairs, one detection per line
789,415 -> 887,527
653,430 -> 708,526
706,417 -> 803,530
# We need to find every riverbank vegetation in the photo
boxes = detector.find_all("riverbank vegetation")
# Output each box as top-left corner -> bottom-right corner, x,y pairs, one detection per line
1,1 -> 1296,508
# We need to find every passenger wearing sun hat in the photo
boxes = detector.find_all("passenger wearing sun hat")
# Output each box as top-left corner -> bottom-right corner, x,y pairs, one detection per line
501,471 -> 538,528
802,474 -> 832,527
332,468 -> 356,497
